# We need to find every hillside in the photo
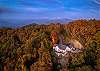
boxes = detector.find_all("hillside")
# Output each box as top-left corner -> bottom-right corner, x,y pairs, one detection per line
0,19 -> 100,71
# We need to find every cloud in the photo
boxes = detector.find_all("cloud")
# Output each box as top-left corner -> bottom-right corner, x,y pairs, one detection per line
94,0 -> 100,4
0,7 -> 18,13
21,7 -> 49,12
0,0 -> 99,21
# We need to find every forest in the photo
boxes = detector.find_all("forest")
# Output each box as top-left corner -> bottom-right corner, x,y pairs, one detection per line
0,19 -> 100,71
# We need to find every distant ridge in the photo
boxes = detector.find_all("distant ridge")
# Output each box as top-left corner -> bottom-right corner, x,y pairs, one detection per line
46,18 -> 72,24
0,18 -> 72,28
25,18 -> 72,24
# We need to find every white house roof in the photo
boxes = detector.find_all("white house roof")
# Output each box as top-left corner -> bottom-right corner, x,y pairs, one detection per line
53,44 -> 82,56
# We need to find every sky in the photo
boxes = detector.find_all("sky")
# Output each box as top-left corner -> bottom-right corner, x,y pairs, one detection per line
0,0 -> 100,27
